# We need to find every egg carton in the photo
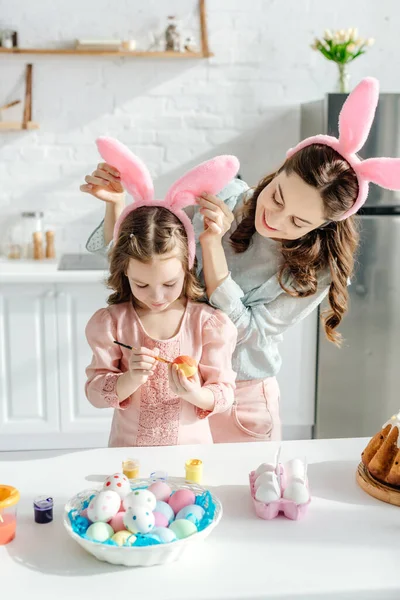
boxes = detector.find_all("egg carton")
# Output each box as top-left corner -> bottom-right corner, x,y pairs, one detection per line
249,456 -> 311,521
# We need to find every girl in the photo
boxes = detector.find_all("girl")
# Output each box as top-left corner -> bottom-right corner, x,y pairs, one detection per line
85,145 -> 238,447
83,77 -> 400,443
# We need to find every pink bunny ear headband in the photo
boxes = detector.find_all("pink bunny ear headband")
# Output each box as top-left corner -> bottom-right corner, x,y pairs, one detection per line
287,77 -> 400,220
96,137 -> 240,268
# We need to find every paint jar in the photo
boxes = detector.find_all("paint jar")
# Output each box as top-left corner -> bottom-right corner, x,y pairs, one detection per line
185,459 -> 203,484
0,485 -> 20,545
122,459 -> 140,479
33,496 -> 53,524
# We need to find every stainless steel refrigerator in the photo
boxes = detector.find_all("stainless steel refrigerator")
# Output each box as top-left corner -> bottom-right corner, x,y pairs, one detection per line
301,93 -> 400,439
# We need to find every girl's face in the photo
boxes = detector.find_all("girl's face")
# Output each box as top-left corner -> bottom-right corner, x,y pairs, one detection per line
126,252 -> 186,312
255,171 -> 327,240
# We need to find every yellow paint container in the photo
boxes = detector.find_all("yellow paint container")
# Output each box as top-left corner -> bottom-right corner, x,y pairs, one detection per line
185,459 -> 203,484
122,458 -> 140,479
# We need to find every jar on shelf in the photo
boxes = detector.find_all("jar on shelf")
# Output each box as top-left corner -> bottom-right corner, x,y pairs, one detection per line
21,211 -> 44,259
165,15 -> 182,52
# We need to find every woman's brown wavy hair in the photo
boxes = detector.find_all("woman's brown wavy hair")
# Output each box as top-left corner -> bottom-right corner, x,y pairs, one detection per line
230,144 -> 360,345
107,206 -> 204,307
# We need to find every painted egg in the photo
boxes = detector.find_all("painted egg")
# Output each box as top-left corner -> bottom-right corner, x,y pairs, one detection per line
148,481 -> 172,502
111,530 -> 136,547
169,519 -> 197,539
155,500 -> 175,524
87,490 -> 121,523
176,504 -> 205,525
168,489 -> 195,514
254,462 -> 276,478
103,473 -> 131,499
283,482 -> 309,505
150,527 -> 177,543
123,489 -> 157,511
123,506 -> 155,534
153,511 -> 169,528
86,522 -> 114,542
173,355 -> 197,378
255,483 -> 281,504
109,511 -> 126,532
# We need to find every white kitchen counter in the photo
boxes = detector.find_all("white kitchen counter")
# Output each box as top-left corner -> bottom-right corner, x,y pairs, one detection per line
1,438 -> 399,599
0,259 -> 108,283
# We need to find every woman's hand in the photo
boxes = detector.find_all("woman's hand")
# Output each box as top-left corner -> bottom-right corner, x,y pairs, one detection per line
196,193 -> 234,241
168,364 -> 202,401
80,162 -> 126,205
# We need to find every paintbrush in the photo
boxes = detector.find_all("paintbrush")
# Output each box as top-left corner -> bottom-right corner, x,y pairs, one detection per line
113,340 -> 171,364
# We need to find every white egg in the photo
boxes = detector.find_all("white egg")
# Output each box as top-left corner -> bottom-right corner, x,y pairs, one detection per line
255,483 -> 281,504
123,489 -> 157,511
283,481 -> 310,505
87,490 -> 121,523
123,505 -> 155,534
254,462 -> 276,478
284,459 -> 306,484
103,473 -> 131,499
255,471 -> 280,493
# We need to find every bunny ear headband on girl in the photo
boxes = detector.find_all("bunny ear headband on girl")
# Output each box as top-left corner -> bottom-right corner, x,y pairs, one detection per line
96,137 -> 240,268
287,77 -> 400,220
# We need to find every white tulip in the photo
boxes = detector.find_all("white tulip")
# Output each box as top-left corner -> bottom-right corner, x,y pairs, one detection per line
366,37 -> 375,46
324,29 -> 333,40
352,27 -> 358,40
347,43 -> 356,52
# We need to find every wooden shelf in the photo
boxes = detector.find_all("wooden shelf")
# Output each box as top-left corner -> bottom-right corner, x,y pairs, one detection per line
0,48 -> 212,58
0,121 -> 39,130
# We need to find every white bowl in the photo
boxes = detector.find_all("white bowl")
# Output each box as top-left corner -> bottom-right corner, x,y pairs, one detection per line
63,477 -> 222,567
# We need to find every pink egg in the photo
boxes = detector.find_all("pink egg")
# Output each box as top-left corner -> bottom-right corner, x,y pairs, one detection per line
168,489 -> 196,514
153,511 -> 169,528
109,511 -> 126,532
119,500 -> 125,512
148,481 -> 172,502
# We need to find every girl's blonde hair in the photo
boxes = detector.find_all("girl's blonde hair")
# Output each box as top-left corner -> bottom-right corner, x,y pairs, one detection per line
107,206 -> 204,306
230,144 -> 360,346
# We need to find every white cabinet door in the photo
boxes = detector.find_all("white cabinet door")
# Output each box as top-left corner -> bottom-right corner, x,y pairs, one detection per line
56,283 -> 113,436
0,284 -> 60,435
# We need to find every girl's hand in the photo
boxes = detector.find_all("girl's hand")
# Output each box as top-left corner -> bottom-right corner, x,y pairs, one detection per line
128,347 -> 159,388
80,162 -> 126,205
168,364 -> 202,401
196,193 -> 234,241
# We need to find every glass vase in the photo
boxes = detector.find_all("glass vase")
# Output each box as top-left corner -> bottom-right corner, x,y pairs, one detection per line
337,63 -> 350,93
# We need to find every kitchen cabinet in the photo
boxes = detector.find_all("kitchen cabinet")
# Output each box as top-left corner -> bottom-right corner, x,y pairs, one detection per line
0,264 -> 113,451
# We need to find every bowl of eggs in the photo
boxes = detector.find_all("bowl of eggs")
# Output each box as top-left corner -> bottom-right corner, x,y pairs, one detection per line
63,473 -> 222,567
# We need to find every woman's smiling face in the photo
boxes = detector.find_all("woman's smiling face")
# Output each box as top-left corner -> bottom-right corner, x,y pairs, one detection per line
254,170 -> 327,240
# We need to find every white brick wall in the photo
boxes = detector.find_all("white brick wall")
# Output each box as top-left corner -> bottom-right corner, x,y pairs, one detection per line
0,0 -> 397,255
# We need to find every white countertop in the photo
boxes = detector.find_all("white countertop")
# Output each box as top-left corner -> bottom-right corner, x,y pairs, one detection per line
1,438 -> 399,599
0,259 -> 108,283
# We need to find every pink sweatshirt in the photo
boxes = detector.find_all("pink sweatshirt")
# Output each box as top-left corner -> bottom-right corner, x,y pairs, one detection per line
85,300 -> 237,447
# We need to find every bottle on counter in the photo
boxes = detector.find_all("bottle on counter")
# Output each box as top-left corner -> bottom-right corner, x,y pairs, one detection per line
45,230 -> 55,259
33,231 -> 44,260
21,211 -> 44,259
